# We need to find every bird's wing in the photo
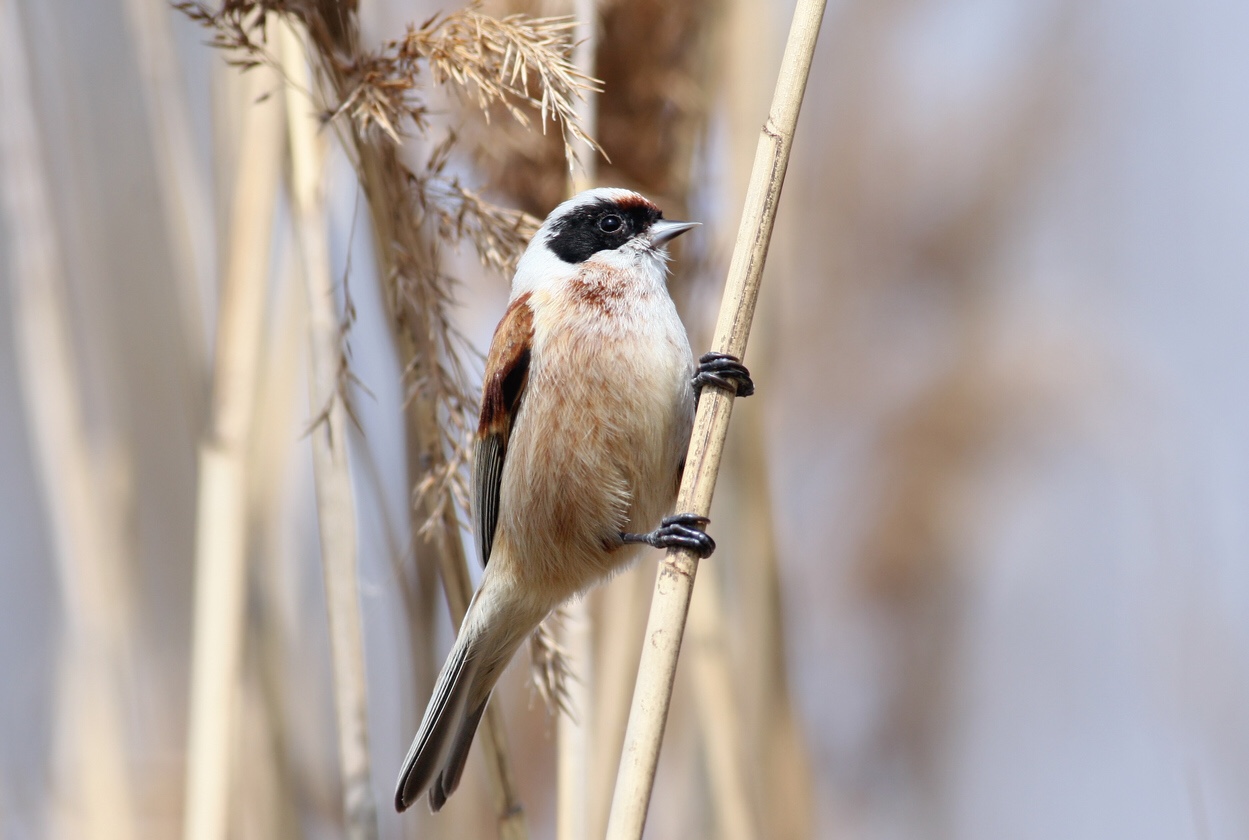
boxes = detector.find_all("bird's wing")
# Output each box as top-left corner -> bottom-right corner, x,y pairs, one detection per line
473,293 -> 534,566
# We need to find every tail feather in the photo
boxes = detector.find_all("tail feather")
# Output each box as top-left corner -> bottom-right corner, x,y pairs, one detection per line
394,634 -> 476,812
395,571 -> 553,813
429,698 -> 489,811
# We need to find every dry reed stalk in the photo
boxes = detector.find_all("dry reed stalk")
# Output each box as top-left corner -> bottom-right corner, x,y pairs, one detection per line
686,579 -> 758,840
182,58 -> 284,840
555,2 -> 599,837
279,21 -> 380,840
718,400 -> 813,840
120,0 -> 214,377
0,5 -> 136,838
603,0 -> 827,835
587,566 -> 650,837
555,601 -> 590,840
242,241 -> 306,840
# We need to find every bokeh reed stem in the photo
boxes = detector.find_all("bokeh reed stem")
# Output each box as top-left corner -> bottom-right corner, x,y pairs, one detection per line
279,21 -> 380,840
0,4 -> 136,837
182,55 -> 283,840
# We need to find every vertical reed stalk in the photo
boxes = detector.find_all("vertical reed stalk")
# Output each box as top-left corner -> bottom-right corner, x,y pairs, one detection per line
279,22 -> 379,840
0,5 -> 135,838
182,57 -> 283,840
556,601 -> 590,840
687,579 -> 758,840
603,0 -> 827,835
588,568 -> 651,837
557,1 -> 599,838
244,231 -> 305,840
120,0 -> 214,377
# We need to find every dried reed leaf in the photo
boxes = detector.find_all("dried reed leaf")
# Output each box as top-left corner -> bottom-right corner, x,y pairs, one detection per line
176,1 -> 601,165
391,7 -> 602,164
530,608 -> 577,720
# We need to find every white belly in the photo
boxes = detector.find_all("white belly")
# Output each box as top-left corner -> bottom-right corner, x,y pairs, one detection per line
492,283 -> 694,601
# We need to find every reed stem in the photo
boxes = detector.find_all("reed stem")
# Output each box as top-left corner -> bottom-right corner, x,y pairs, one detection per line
603,0 -> 827,835
557,1 -> 600,837
280,22 -> 380,840
182,55 -> 282,840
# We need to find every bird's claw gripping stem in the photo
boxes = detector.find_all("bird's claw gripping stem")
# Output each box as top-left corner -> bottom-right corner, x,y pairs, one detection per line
694,352 -> 754,399
622,513 -> 716,559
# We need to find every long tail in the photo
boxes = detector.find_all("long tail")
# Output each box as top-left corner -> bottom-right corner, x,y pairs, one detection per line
394,582 -> 543,812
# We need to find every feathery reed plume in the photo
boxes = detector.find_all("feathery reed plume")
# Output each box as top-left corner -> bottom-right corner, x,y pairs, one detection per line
388,9 -> 601,163
604,0 -> 828,836
530,611 -> 577,719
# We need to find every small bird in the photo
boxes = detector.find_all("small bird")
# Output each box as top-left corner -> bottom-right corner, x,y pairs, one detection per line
394,188 -> 752,813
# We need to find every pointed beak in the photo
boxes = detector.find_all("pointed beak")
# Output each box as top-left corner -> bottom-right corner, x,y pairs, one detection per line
650,219 -> 700,247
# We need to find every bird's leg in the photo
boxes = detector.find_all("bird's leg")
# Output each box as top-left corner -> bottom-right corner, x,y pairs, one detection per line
625,355 -> 751,557
693,352 -> 754,401
622,513 -> 716,558
630,354 -> 752,559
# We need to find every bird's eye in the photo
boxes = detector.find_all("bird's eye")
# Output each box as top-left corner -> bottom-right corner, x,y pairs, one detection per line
598,214 -> 623,233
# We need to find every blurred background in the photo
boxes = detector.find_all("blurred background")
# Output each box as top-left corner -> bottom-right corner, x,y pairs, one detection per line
2,0 -> 1248,839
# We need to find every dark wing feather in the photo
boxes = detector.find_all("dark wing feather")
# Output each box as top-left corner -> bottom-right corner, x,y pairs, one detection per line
472,294 -> 534,566
473,435 -> 506,565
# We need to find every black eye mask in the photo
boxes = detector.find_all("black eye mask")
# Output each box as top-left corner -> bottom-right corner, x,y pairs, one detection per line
546,198 -> 662,264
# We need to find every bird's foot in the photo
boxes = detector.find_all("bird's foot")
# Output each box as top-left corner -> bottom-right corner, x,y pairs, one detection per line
694,352 -> 754,399
622,513 -> 716,558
